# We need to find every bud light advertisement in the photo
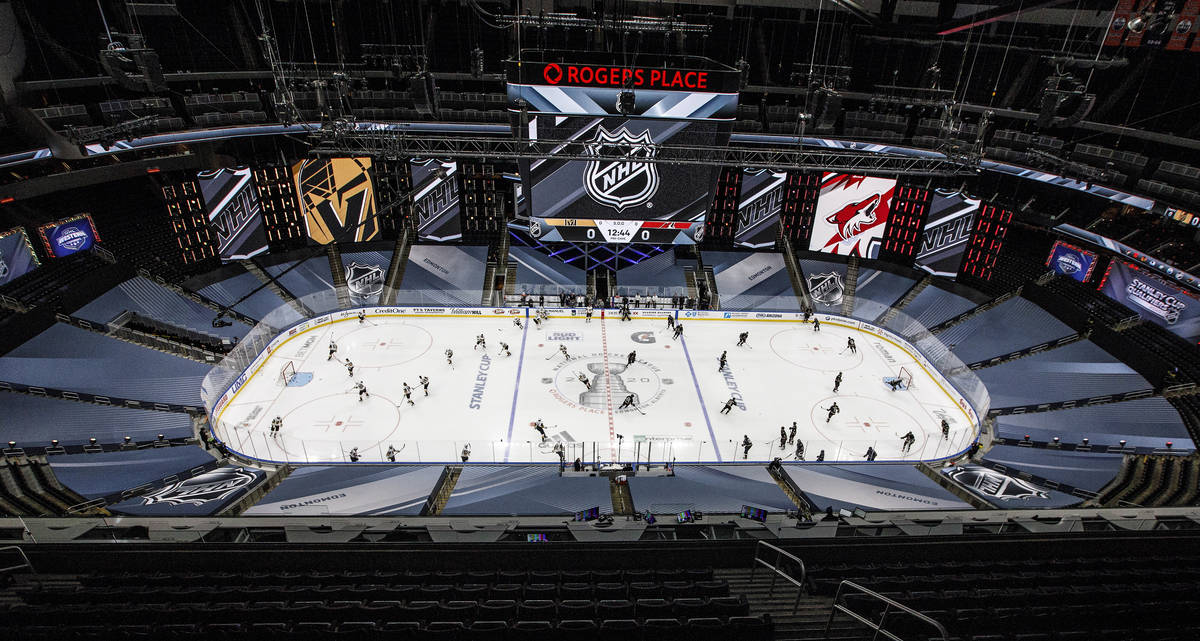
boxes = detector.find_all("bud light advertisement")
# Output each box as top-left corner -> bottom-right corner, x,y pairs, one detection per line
1045,240 -> 1097,283
1099,260 -> 1200,343
37,213 -> 100,258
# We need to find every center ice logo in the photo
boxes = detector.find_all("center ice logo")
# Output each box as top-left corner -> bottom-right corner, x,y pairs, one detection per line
550,354 -> 669,413
583,126 -> 659,212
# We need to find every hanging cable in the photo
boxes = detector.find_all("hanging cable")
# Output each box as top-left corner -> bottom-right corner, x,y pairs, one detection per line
989,0 -> 1023,106
808,0 -> 824,77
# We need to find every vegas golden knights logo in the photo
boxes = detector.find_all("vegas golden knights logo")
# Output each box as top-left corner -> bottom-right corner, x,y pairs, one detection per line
294,158 -> 379,244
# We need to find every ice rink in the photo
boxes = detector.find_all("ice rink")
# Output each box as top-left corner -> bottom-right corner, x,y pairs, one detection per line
212,308 -> 979,464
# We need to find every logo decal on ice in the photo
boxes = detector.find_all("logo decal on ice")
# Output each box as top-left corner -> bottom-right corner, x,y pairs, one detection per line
808,271 -> 845,306
345,262 -> 384,298
630,331 -> 655,344
944,466 -> 1049,501
583,126 -> 659,212
140,467 -> 259,507
552,354 -> 667,414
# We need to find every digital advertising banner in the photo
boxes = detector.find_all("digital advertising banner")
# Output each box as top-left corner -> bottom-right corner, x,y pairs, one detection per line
1046,240 -> 1098,283
522,116 -> 719,244
410,159 -> 462,242
734,169 -> 787,249
293,157 -> 380,245
0,226 -> 40,286
915,190 -> 979,277
38,213 -> 100,258
808,173 -> 895,258
1100,260 -> 1200,343
196,167 -> 268,261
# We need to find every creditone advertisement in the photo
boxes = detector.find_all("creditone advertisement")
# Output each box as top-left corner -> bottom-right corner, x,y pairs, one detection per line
1045,240 -> 1098,283
37,213 -> 100,258
293,157 -> 380,244
522,115 -> 718,244
1099,260 -> 1200,343
808,173 -> 895,258
196,167 -> 268,261
0,226 -> 40,286
734,169 -> 787,249
915,190 -> 980,277
410,159 -> 462,242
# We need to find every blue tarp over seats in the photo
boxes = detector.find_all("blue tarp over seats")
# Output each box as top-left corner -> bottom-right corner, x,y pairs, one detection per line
75,276 -> 247,340
197,269 -> 288,320
938,297 -> 1074,364
0,323 -> 212,405
509,246 -> 586,295
398,245 -> 488,306
625,465 -> 796,514
994,396 -> 1192,449
245,464 -> 446,515
707,251 -> 800,311
981,445 -> 1124,492
50,446 -> 218,499
266,257 -> 335,300
973,340 -> 1151,408
105,465 -> 266,516
440,466 -> 611,515
850,269 -> 916,321
0,394 -> 194,446
781,463 -> 972,513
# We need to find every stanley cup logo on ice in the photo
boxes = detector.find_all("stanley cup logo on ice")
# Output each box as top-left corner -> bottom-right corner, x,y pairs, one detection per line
583,126 -> 659,211
579,361 -> 638,409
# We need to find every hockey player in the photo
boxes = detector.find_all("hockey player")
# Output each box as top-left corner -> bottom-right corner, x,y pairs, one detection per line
270,416 -> 282,438
513,317 -> 523,329
816,450 -> 825,462
328,339 -> 338,360
627,350 -> 637,367
358,310 -> 366,324
618,394 -> 638,411
718,350 -> 728,372
577,372 -> 592,390
585,306 -> 594,323
941,419 -> 950,440
419,375 -> 430,396
833,372 -> 843,393
667,315 -> 675,330
345,359 -> 355,378
356,381 -> 369,402
553,442 -> 566,465
864,446 -> 878,462
887,377 -> 904,391
532,315 -> 542,328
813,318 -> 821,332
847,337 -> 857,354
673,323 -> 684,340
386,445 -> 397,462
779,426 -> 787,449
720,396 -> 737,415
445,349 -> 454,366
803,308 -> 812,322
460,444 -> 471,463
825,402 -> 840,423
348,447 -> 360,463
402,382 -> 415,406
499,342 -> 511,357
737,331 -> 749,347
742,435 -> 752,459
475,334 -> 487,350
559,344 -> 570,360
620,305 -> 632,322
901,431 -> 916,453
533,419 -> 548,442
795,440 -> 805,461
789,422 -> 797,445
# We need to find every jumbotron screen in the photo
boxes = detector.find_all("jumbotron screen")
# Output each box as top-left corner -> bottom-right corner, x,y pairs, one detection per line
410,159 -> 462,242
522,116 -> 718,244
196,167 -> 268,261
808,173 -> 895,258
292,157 -> 380,245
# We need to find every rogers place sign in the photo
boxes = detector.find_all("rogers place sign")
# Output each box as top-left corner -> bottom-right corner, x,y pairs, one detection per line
540,62 -> 711,90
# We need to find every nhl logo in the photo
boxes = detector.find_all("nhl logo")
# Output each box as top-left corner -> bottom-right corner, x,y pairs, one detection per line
583,126 -> 659,211
346,262 -> 384,297
1055,253 -> 1082,275
140,467 -> 259,507
808,271 -> 845,306
0,256 -> 8,280
56,226 -> 90,252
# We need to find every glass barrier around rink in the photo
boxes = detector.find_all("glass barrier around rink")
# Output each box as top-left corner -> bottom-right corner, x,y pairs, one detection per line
202,291 -> 989,465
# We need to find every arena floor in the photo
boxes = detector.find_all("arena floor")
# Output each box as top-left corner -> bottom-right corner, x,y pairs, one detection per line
212,309 -> 979,465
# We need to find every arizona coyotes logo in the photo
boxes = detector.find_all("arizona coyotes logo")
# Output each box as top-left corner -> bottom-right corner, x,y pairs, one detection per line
583,126 -> 659,211
827,194 -> 880,244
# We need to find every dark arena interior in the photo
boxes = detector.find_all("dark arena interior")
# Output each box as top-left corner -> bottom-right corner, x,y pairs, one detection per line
3,0 -> 1200,639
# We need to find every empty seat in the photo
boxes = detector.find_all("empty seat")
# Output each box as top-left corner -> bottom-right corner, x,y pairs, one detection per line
478,599 -> 516,621
467,620 -> 508,641
517,599 -> 556,620
525,583 -> 558,599
558,619 -> 600,641
645,618 -> 687,641
630,582 -> 661,599
489,583 -> 523,599
598,599 -> 635,619
561,582 -> 594,599
673,597 -> 709,618
595,582 -> 628,600
424,621 -> 465,638
636,598 -> 673,618
662,581 -> 695,599
559,599 -> 596,619
708,595 -> 749,617
512,620 -> 555,641
686,617 -> 728,641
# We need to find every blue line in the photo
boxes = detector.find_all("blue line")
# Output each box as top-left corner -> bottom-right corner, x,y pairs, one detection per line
679,333 -> 722,462
504,307 -> 531,462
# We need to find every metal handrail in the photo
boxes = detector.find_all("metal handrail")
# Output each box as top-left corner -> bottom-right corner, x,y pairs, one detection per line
825,580 -> 948,641
0,546 -> 35,574
749,540 -> 807,614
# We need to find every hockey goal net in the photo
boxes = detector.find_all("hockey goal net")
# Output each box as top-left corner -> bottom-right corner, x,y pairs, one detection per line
278,361 -> 297,387
895,366 -> 914,391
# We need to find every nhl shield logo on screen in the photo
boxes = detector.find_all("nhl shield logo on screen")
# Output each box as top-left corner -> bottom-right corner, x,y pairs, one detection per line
346,262 -> 384,297
808,271 -> 845,306
583,126 -> 659,211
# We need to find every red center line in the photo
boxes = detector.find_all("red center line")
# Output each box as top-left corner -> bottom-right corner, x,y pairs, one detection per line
599,310 -> 617,463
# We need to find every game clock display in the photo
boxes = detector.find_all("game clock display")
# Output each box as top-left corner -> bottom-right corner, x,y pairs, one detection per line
527,217 -> 701,244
